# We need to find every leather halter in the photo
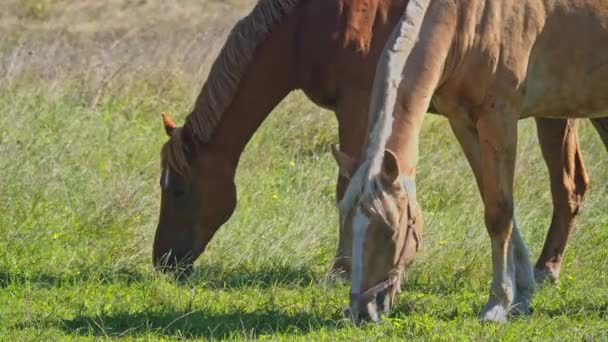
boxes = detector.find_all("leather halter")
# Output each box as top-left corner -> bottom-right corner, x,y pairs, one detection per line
349,175 -> 422,304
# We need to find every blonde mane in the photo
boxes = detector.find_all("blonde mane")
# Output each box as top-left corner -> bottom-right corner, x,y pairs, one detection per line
185,0 -> 301,144
339,0 -> 432,220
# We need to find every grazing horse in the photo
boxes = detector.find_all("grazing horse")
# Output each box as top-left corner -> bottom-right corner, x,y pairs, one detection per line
337,0 -> 608,323
153,0 -> 594,280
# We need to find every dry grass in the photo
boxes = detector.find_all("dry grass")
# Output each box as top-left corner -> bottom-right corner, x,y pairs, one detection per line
1,0 -> 257,103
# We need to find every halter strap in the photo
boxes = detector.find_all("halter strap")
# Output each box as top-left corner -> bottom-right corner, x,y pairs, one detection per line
350,175 -> 422,304
400,174 -> 417,217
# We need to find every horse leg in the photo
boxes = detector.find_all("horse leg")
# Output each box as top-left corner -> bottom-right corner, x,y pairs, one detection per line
474,110 -> 527,323
591,118 -> 608,151
535,118 -> 589,283
509,217 -> 535,314
450,119 -> 534,316
331,94 -> 369,278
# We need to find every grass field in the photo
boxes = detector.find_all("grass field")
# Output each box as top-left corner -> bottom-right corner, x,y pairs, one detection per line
1,1 -> 607,340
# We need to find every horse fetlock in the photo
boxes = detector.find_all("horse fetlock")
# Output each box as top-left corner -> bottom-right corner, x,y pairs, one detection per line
534,260 -> 562,284
489,278 -> 515,304
510,297 -> 532,315
480,279 -> 514,322
512,282 -> 534,315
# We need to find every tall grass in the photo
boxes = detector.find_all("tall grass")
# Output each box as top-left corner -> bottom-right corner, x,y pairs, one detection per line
1,0 -> 607,340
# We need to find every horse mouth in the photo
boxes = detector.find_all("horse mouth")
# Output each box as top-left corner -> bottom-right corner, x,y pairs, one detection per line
153,250 -> 195,278
350,288 -> 392,324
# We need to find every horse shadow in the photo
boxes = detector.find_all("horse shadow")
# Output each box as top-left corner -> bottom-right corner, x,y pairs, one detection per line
15,309 -> 342,339
184,263 -> 321,289
0,267 -> 148,289
0,262 -> 322,290
6,262 -> 342,338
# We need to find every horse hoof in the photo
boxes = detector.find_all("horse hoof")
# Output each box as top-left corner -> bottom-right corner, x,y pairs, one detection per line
480,303 -> 508,323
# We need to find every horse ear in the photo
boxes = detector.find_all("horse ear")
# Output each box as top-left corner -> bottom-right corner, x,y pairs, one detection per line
162,112 -> 177,136
381,149 -> 400,186
331,144 -> 356,179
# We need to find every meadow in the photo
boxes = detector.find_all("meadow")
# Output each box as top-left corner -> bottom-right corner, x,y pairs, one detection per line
0,0 -> 606,340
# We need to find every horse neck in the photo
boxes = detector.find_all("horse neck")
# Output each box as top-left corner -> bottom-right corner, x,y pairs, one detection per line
363,0 -> 453,177
188,16 -> 298,171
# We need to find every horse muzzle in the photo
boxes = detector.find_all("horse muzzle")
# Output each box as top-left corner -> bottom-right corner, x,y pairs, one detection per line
153,249 -> 195,278
349,287 -> 392,324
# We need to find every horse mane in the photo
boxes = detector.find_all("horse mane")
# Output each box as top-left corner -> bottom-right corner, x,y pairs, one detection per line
184,0 -> 300,144
165,0 -> 395,176
161,127 -> 190,176
339,0 -> 431,222
339,0 -> 392,54
162,0 -> 300,175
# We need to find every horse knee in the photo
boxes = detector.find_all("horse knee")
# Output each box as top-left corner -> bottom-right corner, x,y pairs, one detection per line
484,197 -> 514,239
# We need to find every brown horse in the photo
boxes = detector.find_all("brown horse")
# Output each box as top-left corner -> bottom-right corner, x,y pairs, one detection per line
153,0 -> 592,282
336,0 -> 608,323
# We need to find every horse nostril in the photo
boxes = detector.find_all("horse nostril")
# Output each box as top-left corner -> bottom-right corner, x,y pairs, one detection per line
350,300 -> 382,324
349,302 -> 366,325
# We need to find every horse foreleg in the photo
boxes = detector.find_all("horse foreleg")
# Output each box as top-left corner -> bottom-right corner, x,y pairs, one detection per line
475,110 -> 527,323
450,118 -> 534,317
591,118 -> 608,151
535,118 -> 589,284
330,94 -> 370,279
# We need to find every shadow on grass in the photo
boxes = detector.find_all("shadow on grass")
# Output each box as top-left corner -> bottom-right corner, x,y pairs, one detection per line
544,302 -> 607,319
0,267 -> 148,289
191,263 -> 320,289
17,309 -> 341,339
0,262 -> 321,290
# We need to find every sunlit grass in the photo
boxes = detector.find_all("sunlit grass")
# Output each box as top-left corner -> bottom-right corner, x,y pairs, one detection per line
1,79 -> 607,340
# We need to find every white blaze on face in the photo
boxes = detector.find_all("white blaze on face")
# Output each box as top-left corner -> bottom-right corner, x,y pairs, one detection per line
351,207 -> 370,294
163,168 -> 171,190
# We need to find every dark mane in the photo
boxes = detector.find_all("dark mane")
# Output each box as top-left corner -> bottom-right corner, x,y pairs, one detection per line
185,0 -> 301,144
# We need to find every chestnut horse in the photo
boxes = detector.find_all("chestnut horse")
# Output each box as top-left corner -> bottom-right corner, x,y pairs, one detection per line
153,0 -> 594,282
337,0 -> 608,323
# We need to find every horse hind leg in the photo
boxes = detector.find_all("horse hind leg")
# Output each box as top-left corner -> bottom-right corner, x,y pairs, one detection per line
591,118 -> 608,151
534,118 -> 589,284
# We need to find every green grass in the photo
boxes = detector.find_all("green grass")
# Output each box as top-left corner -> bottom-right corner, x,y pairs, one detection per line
1,80 -> 607,341
1,1 -> 608,340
